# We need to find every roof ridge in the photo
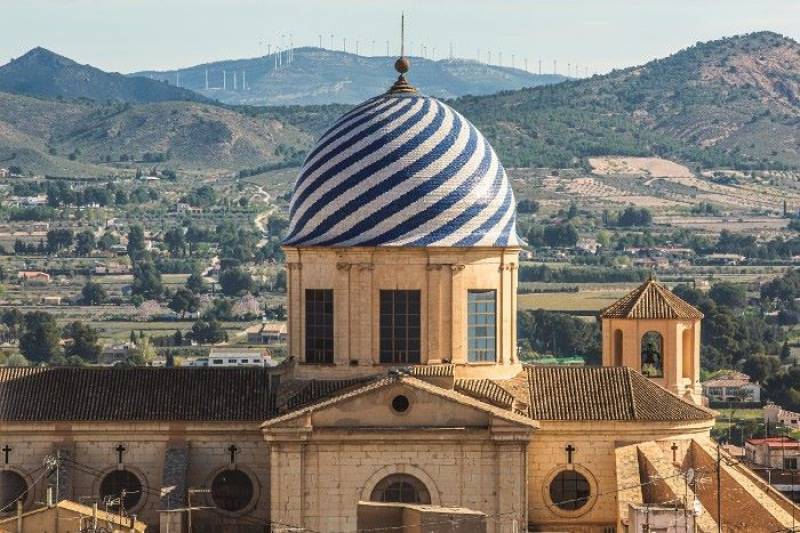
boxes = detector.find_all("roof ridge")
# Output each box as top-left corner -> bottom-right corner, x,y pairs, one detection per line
625,367 -> 638,419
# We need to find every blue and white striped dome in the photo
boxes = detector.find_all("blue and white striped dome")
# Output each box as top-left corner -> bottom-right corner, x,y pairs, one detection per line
283,91 -> 520,248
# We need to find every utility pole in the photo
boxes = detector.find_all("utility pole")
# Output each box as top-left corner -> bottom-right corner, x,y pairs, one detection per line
186,488 -> 211,533
717,443 -> 722,533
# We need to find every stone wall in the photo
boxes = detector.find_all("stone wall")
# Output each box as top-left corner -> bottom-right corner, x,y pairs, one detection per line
0,422 -> 268,531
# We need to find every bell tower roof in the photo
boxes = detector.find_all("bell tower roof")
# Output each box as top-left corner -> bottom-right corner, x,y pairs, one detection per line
600,279 -> 703,320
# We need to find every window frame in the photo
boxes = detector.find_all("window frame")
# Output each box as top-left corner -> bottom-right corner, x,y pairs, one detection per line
305,289 -> 334,364
379,290 -> 421,364
467,289 -> 498,363
370,474 -> 431,504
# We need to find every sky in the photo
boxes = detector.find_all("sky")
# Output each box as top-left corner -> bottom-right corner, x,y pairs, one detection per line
1,0 -> 799,75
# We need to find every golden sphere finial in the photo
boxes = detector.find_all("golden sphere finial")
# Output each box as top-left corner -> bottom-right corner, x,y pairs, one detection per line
395,56 -> 410,74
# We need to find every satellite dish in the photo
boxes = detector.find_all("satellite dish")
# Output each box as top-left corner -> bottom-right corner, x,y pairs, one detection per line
693,499 -> 703,517
685,468 -> 695,484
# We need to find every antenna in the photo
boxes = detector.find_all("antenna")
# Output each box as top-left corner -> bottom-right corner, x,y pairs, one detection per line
401,12 -> 405,56
319,34 -> 323,48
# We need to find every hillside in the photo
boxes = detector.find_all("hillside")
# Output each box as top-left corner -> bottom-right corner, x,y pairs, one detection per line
0,48 -> 209,104
132,47 -> 565,106
0,92 -> 313,175
452,31 -> 800,169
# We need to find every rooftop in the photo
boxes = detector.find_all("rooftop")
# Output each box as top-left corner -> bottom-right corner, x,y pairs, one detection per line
600,278 -> 704,320
0,364 -> 714,423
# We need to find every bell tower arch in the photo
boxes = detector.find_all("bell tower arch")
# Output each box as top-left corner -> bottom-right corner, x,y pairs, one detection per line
600,279 -> 703,403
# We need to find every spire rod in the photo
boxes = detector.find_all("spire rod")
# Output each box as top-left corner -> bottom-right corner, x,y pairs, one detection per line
388,12 -> 416,94
400,12 -> 405,57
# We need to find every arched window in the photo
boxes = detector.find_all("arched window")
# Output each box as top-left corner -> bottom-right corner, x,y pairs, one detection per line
211,469 -> 254,512
99,469 -> 142,511
641,331 -> 664,378
613,329 -> 624,367
682,329 -> 693,379
0,471 -> 27,513
549,470 -> 590,511
370,474 -> 431,504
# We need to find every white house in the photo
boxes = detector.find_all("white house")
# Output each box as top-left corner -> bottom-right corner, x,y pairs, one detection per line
701,371 -> 761,403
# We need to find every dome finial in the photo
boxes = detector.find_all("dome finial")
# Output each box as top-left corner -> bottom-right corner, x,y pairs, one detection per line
389,12 -> 416,93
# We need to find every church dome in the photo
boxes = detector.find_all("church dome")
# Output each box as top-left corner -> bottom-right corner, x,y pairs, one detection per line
283,88 -> 521,248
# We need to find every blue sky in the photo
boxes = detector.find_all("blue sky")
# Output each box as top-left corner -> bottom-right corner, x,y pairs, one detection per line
1,0 -> 798,74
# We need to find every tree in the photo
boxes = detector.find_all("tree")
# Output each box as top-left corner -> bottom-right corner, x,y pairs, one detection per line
186,272 -> 208,294
128,336 -> 156,363
219,268 -> 253,296
168,288 -> 200,318
63,321 -> 102,362
517,199 -> 539,214
709,282 -> 747,309
742,355 -> 781,384
127,225 -> 146,259
46,229 -> 74,254
781,341 -> 792,360
132,261 -> 162,299
173,330 -> 183,347
190,319 -> 225,344
81,281 -> 107,305
543,223 -> 578,248
19,311 -> 61,362
267,215 -> 290,239
164,227 -> 186,257
74,230 -> 96,256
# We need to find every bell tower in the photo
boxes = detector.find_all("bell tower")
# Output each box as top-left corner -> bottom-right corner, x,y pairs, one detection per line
600,278 -> 704,403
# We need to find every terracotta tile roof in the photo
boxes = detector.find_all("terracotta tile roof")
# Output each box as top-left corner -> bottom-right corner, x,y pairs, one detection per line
454,379 -> 515,409
0,367 -> 278,421
409,364 -> 454,377
524,365 -> 714,421
600,279 -> 703,320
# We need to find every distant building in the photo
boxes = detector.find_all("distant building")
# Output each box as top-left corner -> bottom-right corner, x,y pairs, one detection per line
176,202 -> 202,214
745,436 -> 800,469
0,168 -> 8,178
245,322 -> 288,344
704,253 -> 746,265
40,295 -> 62,306
17,271 -> 50,284
764,402 -> 800,430
191,348 -> 275,367
702,371 -> 761,403
99,344 -> 132,365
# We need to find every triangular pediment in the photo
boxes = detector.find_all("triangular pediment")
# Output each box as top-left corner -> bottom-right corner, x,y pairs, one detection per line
262,375 -> 538,431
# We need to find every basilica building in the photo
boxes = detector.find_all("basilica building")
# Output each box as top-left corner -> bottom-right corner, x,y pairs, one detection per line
0,58 -> 797,533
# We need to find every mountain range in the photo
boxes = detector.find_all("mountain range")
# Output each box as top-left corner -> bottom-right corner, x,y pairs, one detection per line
131,47 -> 566,106
0,47 -> 208,104
0,32 -> 798,176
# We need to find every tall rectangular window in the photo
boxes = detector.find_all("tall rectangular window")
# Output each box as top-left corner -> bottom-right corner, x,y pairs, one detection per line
379,290 -> 421,364
468,290 -> 497,362
305,289 -> 333,364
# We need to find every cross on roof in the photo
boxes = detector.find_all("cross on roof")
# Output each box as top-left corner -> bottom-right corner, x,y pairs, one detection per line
228,444 -> 239,465
115,444 -> 126,464
2,445 -> 11,464
565,444 -> 576,464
